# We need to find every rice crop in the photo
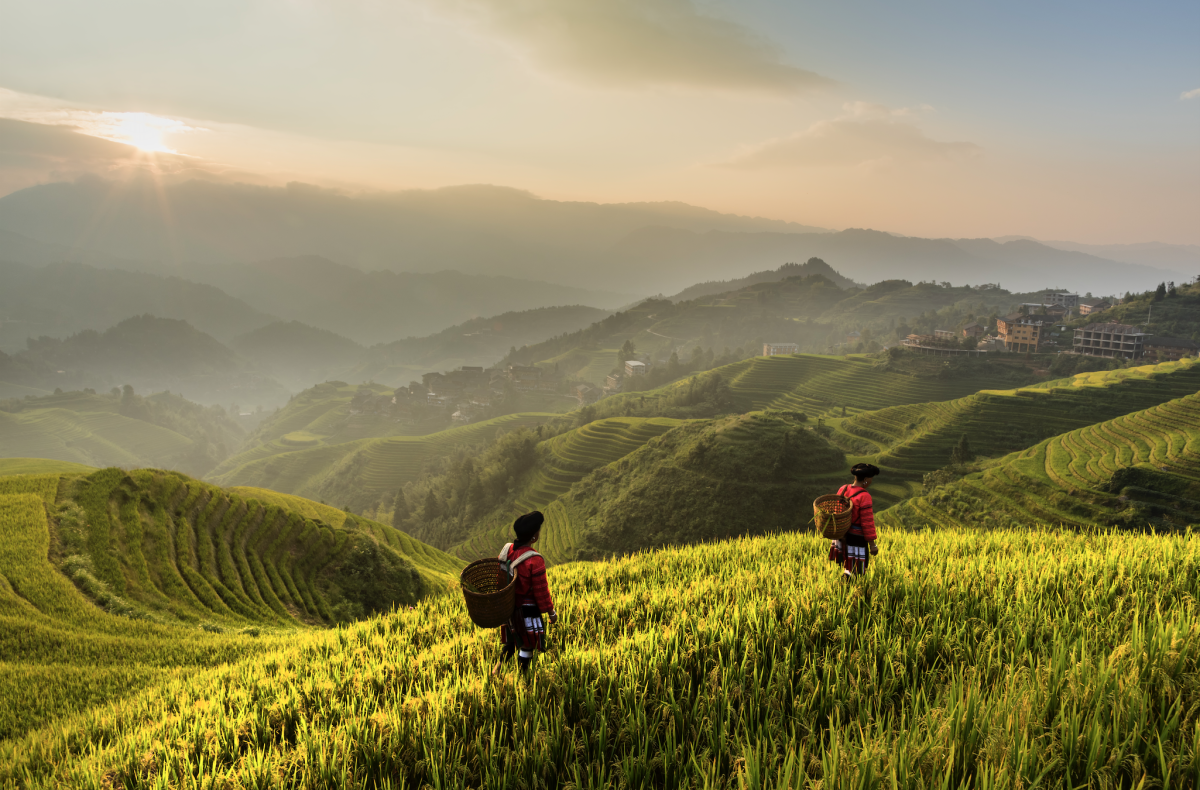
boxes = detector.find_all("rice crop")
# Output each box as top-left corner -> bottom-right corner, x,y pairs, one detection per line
725,354 -> 1028,418
2,527 -> 1195,788
0,408 -> 193,469
885,391 -> 1200,531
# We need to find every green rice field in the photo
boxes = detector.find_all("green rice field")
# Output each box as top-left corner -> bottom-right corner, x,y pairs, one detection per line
1,527 -> 1195,788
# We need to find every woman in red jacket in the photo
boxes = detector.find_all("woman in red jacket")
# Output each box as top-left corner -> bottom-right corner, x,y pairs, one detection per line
493,511 -> 558,675
829,463 -> 881,579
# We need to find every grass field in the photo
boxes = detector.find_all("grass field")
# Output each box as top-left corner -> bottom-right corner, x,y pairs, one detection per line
1,527 -> 1195,788
212,413 -> 560,512
883,390 -> 1200,531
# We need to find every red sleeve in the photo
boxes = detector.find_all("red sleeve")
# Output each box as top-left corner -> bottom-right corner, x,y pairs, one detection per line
525,555 -> 555,614
858,491 -> 877,541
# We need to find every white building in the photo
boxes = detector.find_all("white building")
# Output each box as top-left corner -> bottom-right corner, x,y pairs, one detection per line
625,360 -> 648,376
762,343 -> 799,357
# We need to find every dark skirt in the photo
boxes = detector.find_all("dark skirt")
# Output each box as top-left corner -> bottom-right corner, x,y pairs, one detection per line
500,604 -> 546,651
828,533 -> 870,575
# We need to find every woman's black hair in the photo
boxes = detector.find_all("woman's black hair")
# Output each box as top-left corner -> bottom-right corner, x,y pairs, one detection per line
512,511 -> 545,548
851,463 -> 880,481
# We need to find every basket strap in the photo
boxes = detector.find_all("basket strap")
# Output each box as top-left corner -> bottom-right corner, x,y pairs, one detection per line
506,548 -> 541,573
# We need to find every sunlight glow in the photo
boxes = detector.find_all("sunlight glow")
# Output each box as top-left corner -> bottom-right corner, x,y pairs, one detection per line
84,112 -> 195,153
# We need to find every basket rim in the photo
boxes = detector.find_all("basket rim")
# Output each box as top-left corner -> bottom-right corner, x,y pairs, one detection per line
460,557 -> 516,598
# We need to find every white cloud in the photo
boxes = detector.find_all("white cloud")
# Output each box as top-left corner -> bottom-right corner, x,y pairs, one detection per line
1181,88 -> 1200,100
0,88 -> 203,153
721,102 -> 981,169
428,0 -> 831,92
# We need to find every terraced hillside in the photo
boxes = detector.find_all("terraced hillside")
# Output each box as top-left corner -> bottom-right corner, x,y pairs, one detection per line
0,467 -> 459,740
712,352 -> 1040,418
451,417 -> 688,561
883,391 -> 1200,531
211,412 -> 558,513
840,358 -> 1200,473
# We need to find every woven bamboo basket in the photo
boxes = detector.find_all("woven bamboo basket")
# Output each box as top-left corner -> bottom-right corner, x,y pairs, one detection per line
813,494 -> 853,540
460,558 -> 516,628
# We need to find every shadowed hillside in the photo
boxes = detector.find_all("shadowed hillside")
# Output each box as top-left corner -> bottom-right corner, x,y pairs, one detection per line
0,259 -> 273,352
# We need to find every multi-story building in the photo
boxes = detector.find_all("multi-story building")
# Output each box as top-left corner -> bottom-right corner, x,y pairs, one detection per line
933,329 -> 956,342
762,342 -> 799,356
1072,323 -> 1147,359
996,313 -> 1049,352
1043,292 -> 1079,308
961,323 -> 985,338
1077,298 -> 1112,316
624,360 -> 648,377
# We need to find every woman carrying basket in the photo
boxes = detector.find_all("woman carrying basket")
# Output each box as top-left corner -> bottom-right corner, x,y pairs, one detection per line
492,511 -> 558,676
829,463 -> 880,580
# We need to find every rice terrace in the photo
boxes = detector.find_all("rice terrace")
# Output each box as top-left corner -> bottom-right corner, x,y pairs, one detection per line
1,3 -> 1198,787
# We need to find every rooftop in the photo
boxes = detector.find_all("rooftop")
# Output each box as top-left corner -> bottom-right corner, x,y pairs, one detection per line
1077,322 -> 1146,335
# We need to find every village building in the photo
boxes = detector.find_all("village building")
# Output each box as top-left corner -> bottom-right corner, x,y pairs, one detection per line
845,331 -> 861,345
625,360 -> 648,377
933,329 -> 956,342
603,373 -> 624,394
1072,322 -> 1147,359
961,323 -> 985,338
996,313 -> 1049,353
1143,336 -> 1199,362
762,342 -> 799,357
506,364 -> 543,390
574,384 -> 600,405
1077,298 -> 1112,316
1042,292 -> 1079,308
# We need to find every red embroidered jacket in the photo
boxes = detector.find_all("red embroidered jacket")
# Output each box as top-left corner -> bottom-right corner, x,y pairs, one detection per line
837,484 -> 877,541
501,543 -> 555,615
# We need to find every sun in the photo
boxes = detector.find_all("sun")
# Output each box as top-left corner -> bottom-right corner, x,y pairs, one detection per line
92,111 -> 194,153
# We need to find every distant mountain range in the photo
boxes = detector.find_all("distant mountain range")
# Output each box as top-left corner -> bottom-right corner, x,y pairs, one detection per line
0,175 -> 1186,297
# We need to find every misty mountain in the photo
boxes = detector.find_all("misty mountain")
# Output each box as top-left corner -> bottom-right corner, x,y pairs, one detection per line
230,321 -> 366,393
171,256 -> 630,345
342,304 -> 612,385
668,257 -> 859,301
993,236 -> 1200,274
0,259 -> 274,352
2,315 -> 288,408
0,175 -> 1181,302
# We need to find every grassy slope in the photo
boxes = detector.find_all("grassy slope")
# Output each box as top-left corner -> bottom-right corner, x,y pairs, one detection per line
452,416 -> 690,562
0,407 -> 194,468
3,528 -> 1196,788
882,391 -> 1200,530
0,467 -> 461,740
839,357 -> 1200,474
211,412 -> 559,511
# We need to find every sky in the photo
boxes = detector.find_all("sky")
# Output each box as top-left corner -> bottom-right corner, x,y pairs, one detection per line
0,0 -> 1197,244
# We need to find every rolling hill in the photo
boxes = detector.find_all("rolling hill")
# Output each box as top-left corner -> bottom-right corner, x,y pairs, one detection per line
230,321 -> 366,393
881,391 -> 1200,531
0,464 -> 459,740
838,357 -> 1200,475
503,275 -> 1040,387
0,388 -> 247,477
209,412 -> 559,515
0,259 -> 274,353
1,315 -> 290,409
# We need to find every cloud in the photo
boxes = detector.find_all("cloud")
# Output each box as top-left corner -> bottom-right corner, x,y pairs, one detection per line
432,0 -> 831,92
721,102 -> 982,169
1182,88 -> 1200,100
0,88 -> 203,153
